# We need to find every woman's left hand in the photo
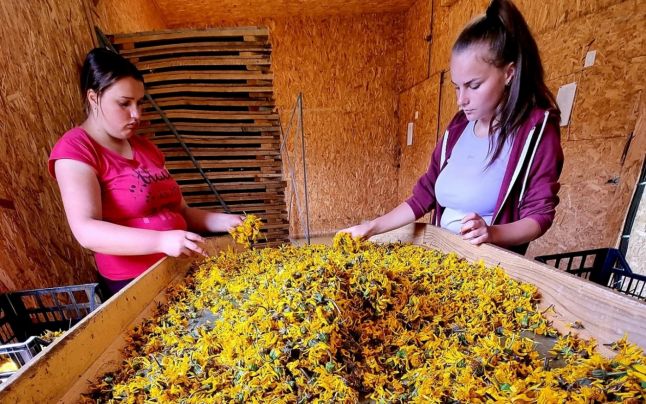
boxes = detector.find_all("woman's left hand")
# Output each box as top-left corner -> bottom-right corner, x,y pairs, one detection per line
460,213 -> 494,245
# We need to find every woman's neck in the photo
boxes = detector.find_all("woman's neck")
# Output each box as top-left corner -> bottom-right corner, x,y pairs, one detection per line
81,117 -> 132,158
474,115 -> 497,138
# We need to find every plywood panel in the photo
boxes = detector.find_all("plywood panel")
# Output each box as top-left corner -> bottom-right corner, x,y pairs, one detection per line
397,76 -> 441,202
429,0 -> 488,76
268,15 -> 405,236
527,137 -> 626,257
401,0 -> 432,90
0,1 -> 97,291
568,0 -> 644,141
93,0 -> 166,34
154,0 -> 417,25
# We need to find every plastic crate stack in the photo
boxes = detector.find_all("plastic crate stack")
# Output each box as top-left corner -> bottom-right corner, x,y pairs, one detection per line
0,283 -> 101,382
536,248 -> 646,300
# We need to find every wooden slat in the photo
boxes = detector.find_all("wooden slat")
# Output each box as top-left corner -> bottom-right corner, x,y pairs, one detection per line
189,201 -> 286,210
184,192 -> 284,204
146,84 -> 273,94
142,97 -> 274,109
139,124 -> 280,135
136,56 -> 270,71
171,172 -> 282,181
165,159 -> 282,170
141,110 -> 278,121
111,27 -> 269,44
144,71 -> 273,83
161,148 -> 281,158
179,181 -> 285,193
120,42 -> 270,58
151,134 -> 279,144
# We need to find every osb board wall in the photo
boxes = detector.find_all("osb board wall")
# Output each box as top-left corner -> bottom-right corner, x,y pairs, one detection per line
92,0 -> 166,34
0,1 -> 95,291
161,15 -> 405,237
0,0 -> 168,292
397,77 -> 440,204
527,0 -> 644,257
273,15 -> 404,236
401,0 -> 433,90
399,0 -> 645,258
153,0 -> 417,22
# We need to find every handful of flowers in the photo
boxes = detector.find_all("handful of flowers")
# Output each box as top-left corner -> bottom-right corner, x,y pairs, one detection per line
85,234 -> 646,403
228,214 -> 263,248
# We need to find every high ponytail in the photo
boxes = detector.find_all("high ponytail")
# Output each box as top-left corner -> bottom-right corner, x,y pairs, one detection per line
453,0 -> 559,163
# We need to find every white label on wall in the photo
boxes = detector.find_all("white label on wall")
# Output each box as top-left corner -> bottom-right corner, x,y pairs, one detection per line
556,82 -> 577,126
584,50 -> 596,68
407,122 -> 414,146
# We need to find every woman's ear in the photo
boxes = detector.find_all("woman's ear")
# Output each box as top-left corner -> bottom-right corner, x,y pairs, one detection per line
504,62 -> 516,86
87,89 -> 98,109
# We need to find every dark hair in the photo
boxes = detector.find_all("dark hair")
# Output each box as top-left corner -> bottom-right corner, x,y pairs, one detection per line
80,47 -> 144,114
453,0 -> 559,163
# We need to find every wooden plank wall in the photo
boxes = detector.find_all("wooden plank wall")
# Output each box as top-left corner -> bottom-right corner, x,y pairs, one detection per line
109,28 -> 290,247
397,0 -> 646,258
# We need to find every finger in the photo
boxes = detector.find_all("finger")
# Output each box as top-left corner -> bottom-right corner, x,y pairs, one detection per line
460,221 -> 477,235
185,232 -> 206,243
461,213 -> 478,224
188,241 -> 208,257
469,234 -> 488,246
462,228 -> 479,241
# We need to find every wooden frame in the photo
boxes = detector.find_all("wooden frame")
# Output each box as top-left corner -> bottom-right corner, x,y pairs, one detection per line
1,225 -> 644,402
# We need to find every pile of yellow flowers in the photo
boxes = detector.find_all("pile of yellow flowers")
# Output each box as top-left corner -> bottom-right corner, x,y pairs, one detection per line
86,234 -> 646,403
228,214 -> 262,248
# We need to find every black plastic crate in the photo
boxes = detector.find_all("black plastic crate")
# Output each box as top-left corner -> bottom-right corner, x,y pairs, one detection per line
536,248 -> 646,300
0,283 -> 101,345
0,336 -> 49,382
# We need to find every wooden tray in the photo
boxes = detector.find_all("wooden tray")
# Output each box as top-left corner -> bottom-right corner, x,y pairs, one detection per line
1,225 -> 644,403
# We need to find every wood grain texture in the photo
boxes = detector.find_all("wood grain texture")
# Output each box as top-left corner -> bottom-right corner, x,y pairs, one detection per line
153,0 -> 417,24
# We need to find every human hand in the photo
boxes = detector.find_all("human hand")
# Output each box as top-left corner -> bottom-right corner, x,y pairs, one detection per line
337,221 -> 373,240
460,213 -> 494,245
220,213 -> 245,232
158,230 -> 207,257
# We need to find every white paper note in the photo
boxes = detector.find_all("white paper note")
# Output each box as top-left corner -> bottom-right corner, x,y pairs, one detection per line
556,82 -> 577,126
407,122 -> 414,146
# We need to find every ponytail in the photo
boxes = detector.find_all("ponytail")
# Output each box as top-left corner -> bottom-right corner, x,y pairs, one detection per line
453,0 -> 559,163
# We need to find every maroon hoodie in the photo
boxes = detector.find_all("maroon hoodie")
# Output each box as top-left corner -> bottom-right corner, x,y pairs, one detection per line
406,107 -> 564,255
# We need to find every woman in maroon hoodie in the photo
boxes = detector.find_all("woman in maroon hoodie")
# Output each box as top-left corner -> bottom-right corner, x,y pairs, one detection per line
342,0 -> 563,255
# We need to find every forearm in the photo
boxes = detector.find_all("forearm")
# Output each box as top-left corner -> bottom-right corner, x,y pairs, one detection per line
367,202 -> 417,238
72,219 -> 164,255
183,207 -> 231,233
490,218 -> 542,247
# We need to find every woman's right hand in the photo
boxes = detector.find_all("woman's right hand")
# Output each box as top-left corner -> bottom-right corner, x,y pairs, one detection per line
337,221 -> 374,240
158,230 -> 207,257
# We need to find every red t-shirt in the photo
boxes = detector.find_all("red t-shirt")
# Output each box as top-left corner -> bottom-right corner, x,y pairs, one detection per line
49,127 -> 187,280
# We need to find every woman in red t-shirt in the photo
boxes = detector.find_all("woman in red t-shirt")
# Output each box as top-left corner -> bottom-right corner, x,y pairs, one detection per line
49,48 -> 244,296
